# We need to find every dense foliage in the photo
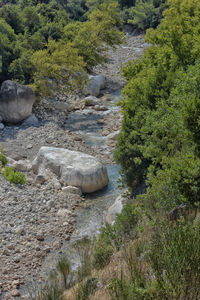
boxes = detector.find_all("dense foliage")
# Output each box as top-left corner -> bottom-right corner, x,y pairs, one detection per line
115,0 -> 200,209
0,0 -> 166,92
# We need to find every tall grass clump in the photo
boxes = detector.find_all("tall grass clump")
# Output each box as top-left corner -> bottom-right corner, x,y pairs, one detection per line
57,256 -> 71,289
109,219 -> 200,300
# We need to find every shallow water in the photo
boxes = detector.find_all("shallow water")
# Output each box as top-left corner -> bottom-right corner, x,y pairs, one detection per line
64,89 -> 121,150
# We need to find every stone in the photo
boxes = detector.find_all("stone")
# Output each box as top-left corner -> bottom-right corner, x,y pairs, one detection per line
11,280 -> 20,288
9,159 -> 32,172
32,147 -> 108,193
101,94 -> 112,102
47,200 -> 55,208
106,195 -> 126,225
26,144 -> 33,149
15,226 -> 25,236
57,208 -> 71,218
34,174 -> 46,185
36,234 -> 44,241
51,178 -> 61,190
11,289 -> 20,297
85,75 -> 105,97
106,130 -> 120,146
94,105 -> 108,111
62,186 -> 82,196
22,114 -> 39,127
0,123 -> 4,130
83,96 -> 100,107
0,80 -> 35,124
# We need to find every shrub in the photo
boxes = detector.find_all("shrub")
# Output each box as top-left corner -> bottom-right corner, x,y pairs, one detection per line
109,220 -> 200,300
0,147 -> 8,167
2,166 -> 27,185
75,277 -> 98,300
75,237 -> 93,281
148,221 -> 200,299
56,256 -> 71,289
93,239 -> 113,270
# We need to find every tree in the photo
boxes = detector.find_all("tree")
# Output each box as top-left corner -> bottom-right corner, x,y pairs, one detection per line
115,0 -> 200,208
31,39 -> 87,97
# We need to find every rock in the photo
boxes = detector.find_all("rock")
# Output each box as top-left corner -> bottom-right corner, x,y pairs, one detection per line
47,200 -> 55,208
22,114 -> 39,127
14,226 -> 25,235
94,105 -> 108,111
36,234 -> 44,241
32,146 -> 108,193
2,249 -> 10,256
26,144 -> 33,149
11,289 -> 20,297
101,94 -> 112,102
83,96 -> 100,107
11,280 -> 20,288
34,174 -> 46,185
57,208 -> 71,218
9,159 -> 32,172
0,123 -> 4,130
62,186 -> 82,196
106,195 -> 126,225
51,178 -> 61,190
106,130 -> 120,146
0,80 -> 35,124
85,75 -> 105,97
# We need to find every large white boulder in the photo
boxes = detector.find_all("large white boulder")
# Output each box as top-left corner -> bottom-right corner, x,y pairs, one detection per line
32,146 -> 109,193
86,75 -> 105,97
0,80 -> 35,124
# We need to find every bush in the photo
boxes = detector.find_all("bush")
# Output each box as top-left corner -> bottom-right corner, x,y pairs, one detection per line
56,256 -> 71,289
148,221 -> 200,299
75,277 -> 98,300
93,238 -> 113,270
92,203 -> 141,270
2,166 -> 27,185
0,147 -> 8,167
109,220 -> 200,300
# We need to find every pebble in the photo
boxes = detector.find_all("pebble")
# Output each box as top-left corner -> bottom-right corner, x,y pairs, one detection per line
11,289 -> 20,297
26,144 -> 33,149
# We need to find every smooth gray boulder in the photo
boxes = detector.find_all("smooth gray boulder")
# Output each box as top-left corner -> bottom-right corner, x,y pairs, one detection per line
83,96 -> 100,106
86,75 -> 105,97
32,146 -> 109,193
0,80 -> 35,124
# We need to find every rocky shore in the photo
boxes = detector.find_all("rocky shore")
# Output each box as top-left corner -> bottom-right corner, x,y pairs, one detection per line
0,34 -> 148,299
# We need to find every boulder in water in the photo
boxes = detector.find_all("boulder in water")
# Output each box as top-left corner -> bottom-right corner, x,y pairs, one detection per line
32,146 -> 109,193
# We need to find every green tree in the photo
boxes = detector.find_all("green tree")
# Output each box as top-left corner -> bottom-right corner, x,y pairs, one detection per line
31,39 -> 87,97
115,0 -> 200,207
